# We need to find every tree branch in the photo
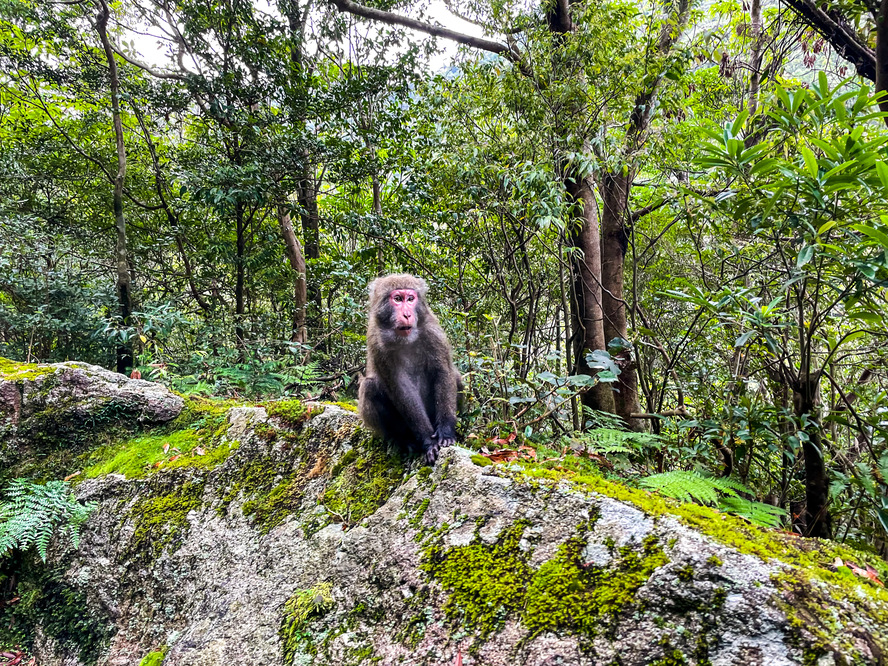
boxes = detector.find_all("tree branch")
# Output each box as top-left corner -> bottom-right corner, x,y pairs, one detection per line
326,0 -> 523,64
782,0 -> 876,81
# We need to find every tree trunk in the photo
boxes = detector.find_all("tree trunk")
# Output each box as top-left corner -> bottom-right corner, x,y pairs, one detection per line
278,208 -> 308,343
748,0 -> 764,115
95,0 -> 132,375
876,0 -> 888,123
564,175 -> 614,415
792,370 -> 832,538
235,201 -> 246,345
283,0 -> 322,326
600,170 -> 641,429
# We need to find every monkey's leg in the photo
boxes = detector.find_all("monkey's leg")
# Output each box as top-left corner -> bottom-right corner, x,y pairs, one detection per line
358,376 -> 418,453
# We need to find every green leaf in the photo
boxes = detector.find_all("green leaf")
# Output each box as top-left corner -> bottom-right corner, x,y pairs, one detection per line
875,161 -> 888,190
852,223 -> 888,248
801,146 -> 819,179
734,330 -> 755,347
797,245 -> 814,267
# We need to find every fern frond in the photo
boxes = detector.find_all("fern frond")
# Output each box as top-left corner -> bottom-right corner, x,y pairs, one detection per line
639,471 -> 749,505
718,497 -> 788,528
586,428 -> 662,454
0,479 -> 96,561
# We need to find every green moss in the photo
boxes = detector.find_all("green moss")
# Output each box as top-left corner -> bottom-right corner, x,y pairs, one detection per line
266,399 -> 323,428
706,555 -> 723,567
420,519 -> 669,646
138,648 -> 167,666
421,520 -> 531,639
242,472 -> 306,534
280,583 -> 335,663
0,357 -> 57,382
408,498 -> 431,528
328,401 -> 359,413
524,533 -> 669,639
470,454 -> 493,467
79,396 -> 235,479
320,441 -> 406,526
128,481 -> 204,562
676,564 -> 695,582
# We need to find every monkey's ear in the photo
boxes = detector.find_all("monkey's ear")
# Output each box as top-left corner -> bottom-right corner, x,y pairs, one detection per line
414,277 -> 429,298
367,278 -> 379,302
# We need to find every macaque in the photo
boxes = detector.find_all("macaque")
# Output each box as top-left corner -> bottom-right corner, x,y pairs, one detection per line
358,274 -> 461,464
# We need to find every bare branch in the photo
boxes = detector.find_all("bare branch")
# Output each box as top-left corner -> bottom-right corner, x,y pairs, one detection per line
326,0 -> 522,63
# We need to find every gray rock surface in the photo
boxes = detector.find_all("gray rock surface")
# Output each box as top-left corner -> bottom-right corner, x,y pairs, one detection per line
0,359 -> 184,468
0,370 -> 883,666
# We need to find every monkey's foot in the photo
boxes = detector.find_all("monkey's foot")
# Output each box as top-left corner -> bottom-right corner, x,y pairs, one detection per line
422,437 -> 442,465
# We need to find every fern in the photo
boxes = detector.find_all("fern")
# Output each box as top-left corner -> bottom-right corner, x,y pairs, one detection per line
718,497 -> 788,528
0,479 -> 95,561
586,428 -> 662,454
639,471 -> 749,505
640,471 -> 787,527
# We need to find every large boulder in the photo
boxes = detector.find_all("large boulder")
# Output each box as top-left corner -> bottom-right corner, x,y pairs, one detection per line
0,366 -> 885,666
0,357 -> 184,470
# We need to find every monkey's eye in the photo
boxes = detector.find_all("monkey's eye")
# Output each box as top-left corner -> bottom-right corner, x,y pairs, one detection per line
407,295 -> 415,302
393,294 -> 403,302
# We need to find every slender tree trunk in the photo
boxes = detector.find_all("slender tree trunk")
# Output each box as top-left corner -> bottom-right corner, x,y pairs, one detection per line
876,0 -> 888,123
564,175 -> 614,414
282,0 -> 322,331
277,208 -> 308,343
793,370 -> 832,538
748,0 -> 764,114
600,170 -> 641,428
95,0 -> 132,375
234,201 -> 246,345
372,175 -> 386,276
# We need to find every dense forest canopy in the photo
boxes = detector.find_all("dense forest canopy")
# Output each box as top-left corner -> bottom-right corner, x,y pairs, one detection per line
3,0 -> 888,553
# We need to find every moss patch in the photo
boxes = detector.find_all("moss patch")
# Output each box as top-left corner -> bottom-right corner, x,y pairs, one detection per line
0,357 -> 57,382
127,481 -> 204,562
280,582 -> 335,662
80,397 -> 235,479
328,401 -> 358,413
421,516 -> 669,646
320,441 -> 407,527
138,648 -> 167,666
266,399 -> 323,428
0,552 -> 112,663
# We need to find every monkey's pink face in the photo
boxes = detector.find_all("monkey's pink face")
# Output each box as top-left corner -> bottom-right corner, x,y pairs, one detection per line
389,289 -> 419,337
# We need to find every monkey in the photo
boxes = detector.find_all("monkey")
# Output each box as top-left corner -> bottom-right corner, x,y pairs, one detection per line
358,274 -> 461,465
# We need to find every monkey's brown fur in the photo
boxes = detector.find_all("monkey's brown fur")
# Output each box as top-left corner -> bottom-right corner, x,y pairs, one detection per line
358,274 -> 461,464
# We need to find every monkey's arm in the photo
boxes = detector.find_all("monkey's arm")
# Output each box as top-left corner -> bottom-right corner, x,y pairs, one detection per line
431,367 -> 459,448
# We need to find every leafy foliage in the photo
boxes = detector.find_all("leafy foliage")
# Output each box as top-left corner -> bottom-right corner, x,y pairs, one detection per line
639,471 -> 749,506
0,480 -> 95,561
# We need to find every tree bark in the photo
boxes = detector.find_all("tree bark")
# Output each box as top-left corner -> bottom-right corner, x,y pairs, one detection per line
283,0 -> 323,322
748,0 -> 764,115
278,208 -> 308,343
793,370 -> 832,538
234,201 -> 246,346
95,0 -> 133,375
565,175 -> 614,414
600,170 -> 641,428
